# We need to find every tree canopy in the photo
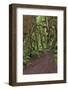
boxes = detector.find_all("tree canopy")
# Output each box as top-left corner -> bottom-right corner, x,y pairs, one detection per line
23,15 -> 57,65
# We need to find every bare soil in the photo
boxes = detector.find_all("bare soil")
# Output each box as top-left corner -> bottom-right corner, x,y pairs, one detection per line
23,50 -> 57,74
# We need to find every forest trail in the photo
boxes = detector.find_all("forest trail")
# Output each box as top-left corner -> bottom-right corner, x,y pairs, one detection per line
23,50 -> 57,74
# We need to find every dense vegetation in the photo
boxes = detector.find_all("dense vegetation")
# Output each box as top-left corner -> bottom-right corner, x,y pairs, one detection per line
23,15 -> 57,65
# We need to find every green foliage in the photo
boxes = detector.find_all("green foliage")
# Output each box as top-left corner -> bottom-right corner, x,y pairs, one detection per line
23,16 -> 57,65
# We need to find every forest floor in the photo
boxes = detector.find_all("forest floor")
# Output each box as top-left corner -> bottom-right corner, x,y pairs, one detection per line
23,50 -> 57,75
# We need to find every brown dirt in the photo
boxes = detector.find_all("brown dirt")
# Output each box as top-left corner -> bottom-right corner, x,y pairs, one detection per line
23,50 -> 57,74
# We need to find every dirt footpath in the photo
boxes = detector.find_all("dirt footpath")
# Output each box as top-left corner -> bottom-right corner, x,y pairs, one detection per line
23,50 -> 57,74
